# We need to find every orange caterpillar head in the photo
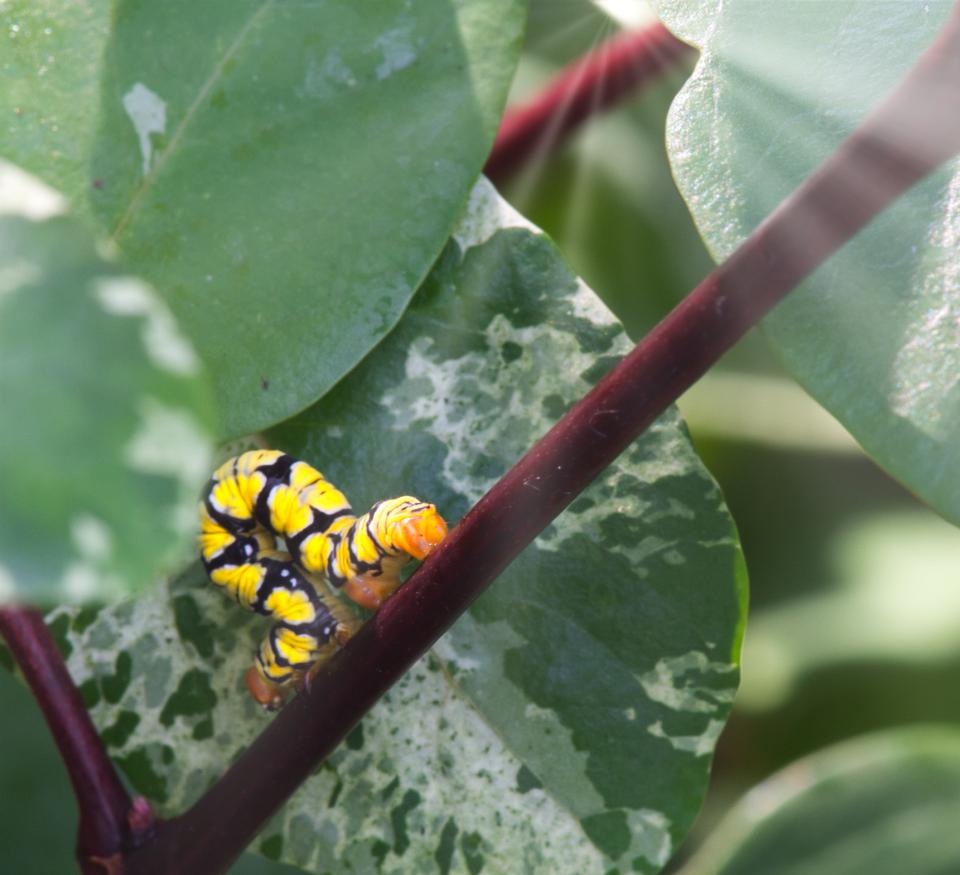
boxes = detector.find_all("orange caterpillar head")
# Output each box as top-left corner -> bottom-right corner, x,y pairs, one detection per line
390,503 -> 448,560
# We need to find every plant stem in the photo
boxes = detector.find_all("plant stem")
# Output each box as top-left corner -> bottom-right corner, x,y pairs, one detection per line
484,22 -> 694,184
0,607 -> 133,873
123,4 -> 960,873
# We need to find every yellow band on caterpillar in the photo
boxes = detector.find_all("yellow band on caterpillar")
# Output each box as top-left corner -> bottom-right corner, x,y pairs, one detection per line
198,450 -> 448,709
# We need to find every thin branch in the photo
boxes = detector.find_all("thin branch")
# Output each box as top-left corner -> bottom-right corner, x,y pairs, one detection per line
0,607 -> 135,873
484,22 -> 694,184
121,4 -> 960,873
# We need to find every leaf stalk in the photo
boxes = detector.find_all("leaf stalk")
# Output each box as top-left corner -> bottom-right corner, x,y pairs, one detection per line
0,607 -> 136,873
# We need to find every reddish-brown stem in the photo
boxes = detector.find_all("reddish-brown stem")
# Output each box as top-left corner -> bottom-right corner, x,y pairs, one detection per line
484,22 -> 694,183
122,5 -> 960,874
0,607 -> 133,873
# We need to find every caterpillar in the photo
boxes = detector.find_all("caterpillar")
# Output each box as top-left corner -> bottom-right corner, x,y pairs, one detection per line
199,449 -> 448,710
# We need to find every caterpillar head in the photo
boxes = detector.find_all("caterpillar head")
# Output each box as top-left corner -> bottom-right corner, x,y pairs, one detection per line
391,504 -> 448,560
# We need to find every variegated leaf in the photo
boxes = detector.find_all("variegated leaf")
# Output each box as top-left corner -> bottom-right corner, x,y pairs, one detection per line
49,180 -> 746,874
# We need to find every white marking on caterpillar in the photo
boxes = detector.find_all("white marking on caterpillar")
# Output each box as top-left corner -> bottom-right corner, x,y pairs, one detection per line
122,83 -> 167,177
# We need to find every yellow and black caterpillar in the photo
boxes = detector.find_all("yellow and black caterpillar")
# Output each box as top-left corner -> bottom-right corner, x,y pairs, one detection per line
199,450 -> 448,709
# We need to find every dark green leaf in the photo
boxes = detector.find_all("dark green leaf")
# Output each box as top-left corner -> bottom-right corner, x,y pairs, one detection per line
659,0 -> 960,524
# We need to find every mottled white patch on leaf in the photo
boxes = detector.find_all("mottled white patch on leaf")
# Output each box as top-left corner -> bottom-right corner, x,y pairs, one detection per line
71,514 -> 113,561
122,83 -> 166,177
300,50 -> 357,99
648,718 -> 726,757
288,657 -> 606,873
0,260 -> 41,297
52,577 -> 607,874
627,809 -> 674,867
640,651 -> 737,713
434,614 -> 606,819
453,176 -> 539,252
380,241 -> 717,563
61,563 -> 125,602
382,306 -> 618,504
0,160 -> 67,219
125,398 -> 210,484
525,702 -> 552,719
125,399 -> 212,538
570,277 -> 621,327
61,563 -> 99,600
61,516 -> 123,601
95,277 -> 199,376
375,25 -> 417,79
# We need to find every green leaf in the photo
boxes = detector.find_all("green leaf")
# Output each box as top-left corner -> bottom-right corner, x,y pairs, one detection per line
1,0 -> 525,438
0,161 -> 214,603
740,510 -> 960,713
48,179 -> 745,873
679,727 -> 960,875
657,1 -> 960,524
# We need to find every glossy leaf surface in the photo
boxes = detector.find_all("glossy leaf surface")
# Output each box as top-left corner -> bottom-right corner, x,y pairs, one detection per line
658,0 -> 960,523
1,0 -> 525,437
48,180 -> 745,874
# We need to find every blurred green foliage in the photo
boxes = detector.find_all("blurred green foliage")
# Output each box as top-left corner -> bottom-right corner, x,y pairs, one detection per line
4,0 -> 959,871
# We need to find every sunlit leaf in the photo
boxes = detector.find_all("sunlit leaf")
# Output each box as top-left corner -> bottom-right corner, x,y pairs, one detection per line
1,0 -> 525,437
678,727 -> 960,875
47,179 -> 745,874
589,0 -> 657,30
0,161 -> 214,603
658,0 -> 960,524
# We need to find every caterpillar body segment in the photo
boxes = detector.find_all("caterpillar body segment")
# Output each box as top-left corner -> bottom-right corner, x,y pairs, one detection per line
330,497 -> 451,609
199,450 -> 448,709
